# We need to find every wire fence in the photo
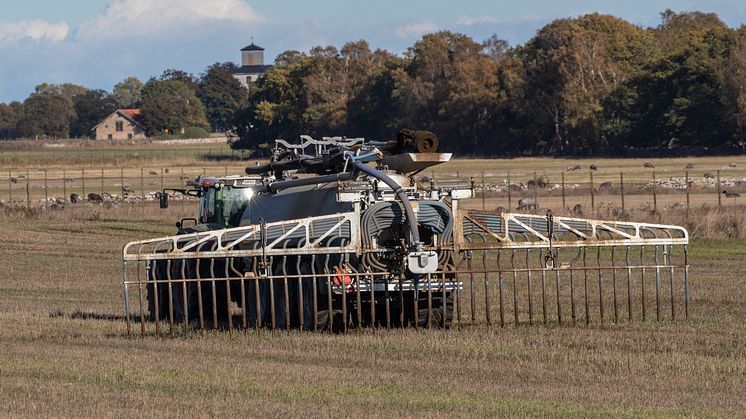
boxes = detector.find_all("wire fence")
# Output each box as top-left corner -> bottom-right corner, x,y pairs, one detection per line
2,166 -> 745,215
429,168 -> 745,215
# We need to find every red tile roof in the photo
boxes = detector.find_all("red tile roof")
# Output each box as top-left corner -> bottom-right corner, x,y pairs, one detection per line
118,109 -> 142,120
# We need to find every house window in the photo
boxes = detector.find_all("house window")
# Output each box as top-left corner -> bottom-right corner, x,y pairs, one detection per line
128,133 -> 133,140
116,121 -> 124,132
107,134 -> 113,140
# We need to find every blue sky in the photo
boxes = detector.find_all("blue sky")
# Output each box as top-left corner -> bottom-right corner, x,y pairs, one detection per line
1,0 -> 745,103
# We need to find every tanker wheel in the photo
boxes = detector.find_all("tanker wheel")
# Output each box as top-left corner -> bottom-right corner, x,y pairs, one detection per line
146,259 -> 170,322
415,291 -> 454,328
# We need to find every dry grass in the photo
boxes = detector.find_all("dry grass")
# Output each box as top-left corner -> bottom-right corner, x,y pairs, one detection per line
2,148 -> 746,416
0,203 -> 745,416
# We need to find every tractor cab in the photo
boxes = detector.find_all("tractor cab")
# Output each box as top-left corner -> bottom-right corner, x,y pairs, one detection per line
160,175 -> 264,233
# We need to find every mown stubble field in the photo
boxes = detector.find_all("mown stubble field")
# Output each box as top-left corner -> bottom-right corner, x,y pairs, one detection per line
1,202 -> 745,417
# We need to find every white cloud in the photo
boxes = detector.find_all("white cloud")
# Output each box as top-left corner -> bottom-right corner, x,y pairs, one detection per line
76,0 -> 263,40
0,20 -> 69,43
455,16 -> 498,26
395,20 -> 438,38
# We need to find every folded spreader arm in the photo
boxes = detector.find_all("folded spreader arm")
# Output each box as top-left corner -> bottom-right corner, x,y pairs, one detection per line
122,210 -> 690,335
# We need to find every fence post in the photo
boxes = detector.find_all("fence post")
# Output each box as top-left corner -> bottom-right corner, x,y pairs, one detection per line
561,172 -> 566,209
685,170 -> 690,217
225,166 -> 228,177
160,168 -> 164,191
120,168 -> 124,196
717,169 -> 721,209
481,171 -> 486,210
44,169 -> 48,209
101,168 -> 104,195
507,171 -> 512,210
25,171 -> 30,209
8,170 -> 11,203
590,171 -> 595,214
533,172 -> 538,209
82,169 -> 86,198
620,172 -> 625,211
652,171 -> 657,212
140,168 -> 145,211
62,170 -> 66,202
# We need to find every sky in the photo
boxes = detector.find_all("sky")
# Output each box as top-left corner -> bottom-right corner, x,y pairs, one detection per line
1,0 -> 745,103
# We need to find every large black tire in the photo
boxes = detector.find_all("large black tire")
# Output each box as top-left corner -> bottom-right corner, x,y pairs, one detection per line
415,292 -> 454,328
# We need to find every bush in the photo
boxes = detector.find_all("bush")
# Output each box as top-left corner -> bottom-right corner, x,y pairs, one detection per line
183,126 -> 210,139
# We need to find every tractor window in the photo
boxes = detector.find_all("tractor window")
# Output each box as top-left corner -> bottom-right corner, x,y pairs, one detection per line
201,188 -> 217,223
221,187 -> 254,227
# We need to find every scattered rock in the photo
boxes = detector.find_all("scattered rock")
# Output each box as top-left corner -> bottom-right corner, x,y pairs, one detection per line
494,206 -> 508,214
729,162 -> 737,168
684,163 -> 695,169
599,181 -> 613,190
590,164 -> 598,171
643,162 -> 655,168
70,193 -> 80,203
571,204 -> 583,216
567,165 -> 581,172
149,170 -> 158,176
703,172 -> 715,179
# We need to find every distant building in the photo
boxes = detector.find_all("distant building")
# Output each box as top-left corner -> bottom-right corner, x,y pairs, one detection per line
91,109 -> 147,140
233,42 -> 272,89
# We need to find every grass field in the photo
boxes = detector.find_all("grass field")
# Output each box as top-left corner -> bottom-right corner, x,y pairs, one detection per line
1,142 -> 745,415
1,199 -> 745,416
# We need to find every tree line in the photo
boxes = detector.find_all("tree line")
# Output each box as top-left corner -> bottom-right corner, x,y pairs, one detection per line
1,10 -> 745,156
235,10 -> 746,156
0,63 -> 247,140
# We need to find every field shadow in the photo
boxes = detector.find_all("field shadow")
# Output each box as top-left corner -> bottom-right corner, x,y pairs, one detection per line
49,309 -> 127,322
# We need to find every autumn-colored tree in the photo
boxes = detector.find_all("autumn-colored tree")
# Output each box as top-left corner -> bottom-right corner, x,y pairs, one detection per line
726,29 -> 746,150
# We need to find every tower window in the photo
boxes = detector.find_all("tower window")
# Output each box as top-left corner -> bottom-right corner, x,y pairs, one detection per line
115,121 -> 124,132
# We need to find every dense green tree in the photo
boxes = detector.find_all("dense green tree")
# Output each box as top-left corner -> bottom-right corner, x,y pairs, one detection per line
70,89 -> 118,138
140,79 -> 208,136
16,93 -> 76,138
159,69 -> 199,92
726,28 -> 746,149
112,77 -> 143,108
0,101 -> 23,138
198,62 -> 248,132
33,83 -> 89,104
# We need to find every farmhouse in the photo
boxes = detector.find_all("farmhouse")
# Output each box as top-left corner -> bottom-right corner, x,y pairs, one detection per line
232,41 -> 272,89
91,109 -> 147,140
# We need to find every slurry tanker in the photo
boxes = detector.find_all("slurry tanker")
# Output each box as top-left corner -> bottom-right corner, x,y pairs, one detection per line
122,130 -> 690,335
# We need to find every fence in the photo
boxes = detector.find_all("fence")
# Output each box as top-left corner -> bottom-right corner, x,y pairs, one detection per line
2,166 -> 745,214
429,168 -> 745,215
1,167 -> 237,208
